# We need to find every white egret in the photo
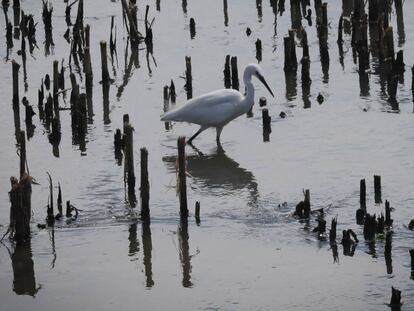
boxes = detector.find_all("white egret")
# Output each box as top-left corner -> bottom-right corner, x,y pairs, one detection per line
161,63 -> 274,144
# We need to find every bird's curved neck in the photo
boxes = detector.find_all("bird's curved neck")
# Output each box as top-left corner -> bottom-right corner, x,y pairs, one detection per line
243,78 -> 255,111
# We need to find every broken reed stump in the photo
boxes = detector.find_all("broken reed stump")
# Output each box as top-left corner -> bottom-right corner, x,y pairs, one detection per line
255,38 -> 262,62
123,117 -> 136,205
12,60 -> 20,111
185,56 -> 192,99
230,56 -> 239,91
259,97 -> 267,107
19,129 -> 26,179
356,178 -> 366,224
9,131 -> 32,244
163,85 -> 170,130
46,172 -> 54,225
120,0 -> 141,43
84,46 -> 93,86
85,24 -> 90,48
57,182 -> 62,218
262,108 -> 271,130
140,148 -> 150,222
384,200 -> 393,227
410,249 -> 414,278
177,136 -> 188,219
303,189 -> 310,219
189,17 -> 196,39
195,201 -> 200,225
329,217 -> 337,244
337,14 -> 343,45
394,50 -> 405,74
301,28 -> 311,89
100,41 -> 111,84
262,107 -> 271,142
66,200 -> 72,217
360,178 -> 366,208
223,55 -> 231,89
294,189 -> 310,219
284,30 -> 297,73
52,60 -> 59,114
363,213 -> 376,240
144,5 -> 153,51
170,80 -> 176,104
374,175 -> 382,203
313,215 -> 326,238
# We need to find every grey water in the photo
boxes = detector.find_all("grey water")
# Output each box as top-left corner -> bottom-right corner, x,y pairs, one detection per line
0,1 -> 413,310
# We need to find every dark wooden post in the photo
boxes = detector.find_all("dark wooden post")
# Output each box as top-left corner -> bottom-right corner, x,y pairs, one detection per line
374,175 -> 381,203
224,55 -> 231,89
230,56 -> 239,90
185,56 -> 192,99
100,41 -> 110,84
195,201 -> 200,225
19,130 -> 26,179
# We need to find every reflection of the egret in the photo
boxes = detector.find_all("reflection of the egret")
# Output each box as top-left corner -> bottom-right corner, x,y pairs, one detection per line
11,240 -> 40,296
163,144 -> 259,206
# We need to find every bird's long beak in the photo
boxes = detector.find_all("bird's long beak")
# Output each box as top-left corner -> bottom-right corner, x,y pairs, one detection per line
257,74 -> 274,97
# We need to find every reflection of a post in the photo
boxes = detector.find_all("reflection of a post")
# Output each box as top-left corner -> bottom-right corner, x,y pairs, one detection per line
128,222 -> 139,257
142,222 -> 154,288
12,240 -> 39,296
178,220 -> 192,288
102,82 -> 110,124
384,232 -> 393,275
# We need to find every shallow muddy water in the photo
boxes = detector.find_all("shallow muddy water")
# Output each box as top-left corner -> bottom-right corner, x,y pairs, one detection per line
0,1 -> 413,310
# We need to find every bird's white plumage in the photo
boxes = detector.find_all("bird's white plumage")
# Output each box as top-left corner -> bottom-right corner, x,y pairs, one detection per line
161,89 -> 243,126
161,63 -> 274,144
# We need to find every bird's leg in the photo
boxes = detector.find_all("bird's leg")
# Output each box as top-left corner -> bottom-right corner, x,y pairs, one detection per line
216,126 -> 224,144
187,126 -> 207,144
